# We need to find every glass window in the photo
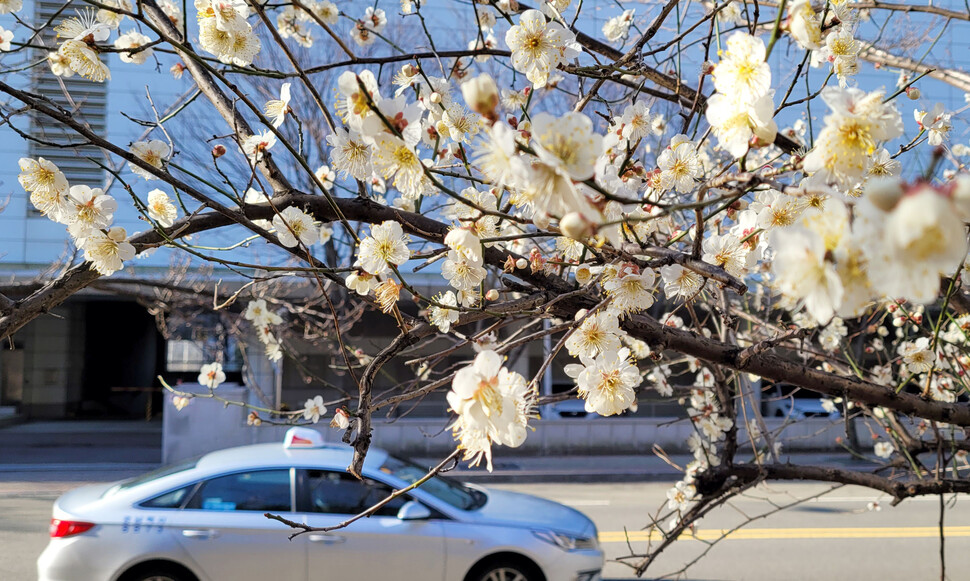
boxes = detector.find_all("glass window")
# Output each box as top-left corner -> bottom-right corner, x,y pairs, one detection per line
141,485 -> 196,509
379,456 -> 483,510
104,457 -> 201,497
302,470 -> 406,517
188,470 -> 292,512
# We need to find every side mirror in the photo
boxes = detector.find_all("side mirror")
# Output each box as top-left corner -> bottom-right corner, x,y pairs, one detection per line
397,501 -> 431,521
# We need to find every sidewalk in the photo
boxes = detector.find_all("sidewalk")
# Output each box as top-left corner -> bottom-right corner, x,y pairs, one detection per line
413,452 -> 880,483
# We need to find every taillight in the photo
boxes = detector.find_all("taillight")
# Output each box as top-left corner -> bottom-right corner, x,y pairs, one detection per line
50,519 -> 95,538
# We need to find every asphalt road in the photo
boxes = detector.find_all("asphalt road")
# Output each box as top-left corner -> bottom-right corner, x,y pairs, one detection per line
2,478 -> 968,581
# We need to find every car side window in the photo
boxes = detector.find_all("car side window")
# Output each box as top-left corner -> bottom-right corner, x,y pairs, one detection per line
187,470 -> 292,512
301,470 -> 406,517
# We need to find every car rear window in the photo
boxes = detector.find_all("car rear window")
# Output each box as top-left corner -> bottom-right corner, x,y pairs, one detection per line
104,457 -> 201,497
141,484 -> 197,509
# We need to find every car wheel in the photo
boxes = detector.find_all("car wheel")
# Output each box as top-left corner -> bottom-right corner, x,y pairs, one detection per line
472,563 -> 538,581
123,566 -> 191,581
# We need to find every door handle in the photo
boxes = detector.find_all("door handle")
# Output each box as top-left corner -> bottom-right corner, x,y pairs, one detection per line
182,529 -> 219,540
307,533 -> 346,544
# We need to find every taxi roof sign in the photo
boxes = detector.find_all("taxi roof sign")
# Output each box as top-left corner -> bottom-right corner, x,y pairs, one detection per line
284,427 -> 325,449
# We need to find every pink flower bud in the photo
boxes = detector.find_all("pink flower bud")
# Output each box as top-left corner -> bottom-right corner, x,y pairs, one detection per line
212,144 -> 227,158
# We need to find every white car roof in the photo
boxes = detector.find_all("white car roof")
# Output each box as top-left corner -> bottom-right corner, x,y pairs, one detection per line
194,442 -> 391,474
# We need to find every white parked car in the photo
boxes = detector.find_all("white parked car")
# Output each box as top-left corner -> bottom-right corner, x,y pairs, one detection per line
38,428 -> 604,581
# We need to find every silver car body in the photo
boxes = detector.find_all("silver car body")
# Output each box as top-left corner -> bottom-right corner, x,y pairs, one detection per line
38,438 -> 604,581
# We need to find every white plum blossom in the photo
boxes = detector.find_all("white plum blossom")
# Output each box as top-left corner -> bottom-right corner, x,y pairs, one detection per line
565,348 -> 641,416
0,26 -> 13,51
661,264 -> 704,299
114,30 -> 153,64
19,157 -> 71,222
444,228 -> 484,265
244,299 -> 283,327
327,127 -> 373,181
666,481 -> 696,511
356,220 -> 410,275
870,187 -> 967,304
129,140 -> 170,180
0,0 -> 22,14
346,271 -> 379,296
442,251 -> 487,291
874,441 -> 894,459
505,9 -> 580,88
264,83 -> 292,128
803,87 -> 903,188
272,206 -> 317,248
565,311 -> 626,359
657,135 -> 703,192
77,227 -> 135,276
769,227 -> 843,324
787,0 -> 822,50
915,104 -> 952,146
196,0 -> 261,66
429,291 -> 460,333
603,9 -> 634,42
242,131 -> 277,163
712,33 -> 771,104
198,362 -> 226,388
898,338 -> 936,374
65,185 -> 117,238
447,350 -> 532,471
303,395 -> 327,423
146,189 -> 178,228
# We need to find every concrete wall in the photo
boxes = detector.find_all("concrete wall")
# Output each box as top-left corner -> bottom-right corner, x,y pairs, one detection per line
162,388 -> 873,464
19,305 -> 84,418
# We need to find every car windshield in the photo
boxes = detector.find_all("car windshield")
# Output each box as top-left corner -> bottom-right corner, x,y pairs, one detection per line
103,456 -> 201,497
378,456 -> 485,511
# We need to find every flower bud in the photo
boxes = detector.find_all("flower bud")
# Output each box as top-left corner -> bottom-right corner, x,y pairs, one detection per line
559,212 -> 592,240
212,144 -> 227,158
402,64 -> 418,77
515,258 -> 528,270
532,212 -> 550,230
485,288 -> 499,301
461,74 -> 499,121
330,408 -> 350,430
905,87 -> 921,100
429,91 -> 442,104
864,177 -> 903,212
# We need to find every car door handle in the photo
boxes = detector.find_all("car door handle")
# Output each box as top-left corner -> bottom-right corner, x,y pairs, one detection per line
182,529 -> 219,540
307,533 -> 345,544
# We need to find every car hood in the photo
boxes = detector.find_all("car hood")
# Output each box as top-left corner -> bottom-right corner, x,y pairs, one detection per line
464,488 -> 595,537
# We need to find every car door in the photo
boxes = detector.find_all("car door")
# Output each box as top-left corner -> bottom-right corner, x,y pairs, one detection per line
165,468 -> 307,581
298,469 -> 446,581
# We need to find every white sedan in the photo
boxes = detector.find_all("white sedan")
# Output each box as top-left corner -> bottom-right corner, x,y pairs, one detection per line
38,428 -> 604,581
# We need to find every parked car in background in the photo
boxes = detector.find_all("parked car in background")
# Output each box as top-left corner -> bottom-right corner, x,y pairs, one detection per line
550,398 -> 602,419
38,428 -> 604,581
762,383 -> 841,420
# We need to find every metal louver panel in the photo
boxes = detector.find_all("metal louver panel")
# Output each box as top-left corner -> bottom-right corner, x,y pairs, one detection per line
27,0 -> 108,208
